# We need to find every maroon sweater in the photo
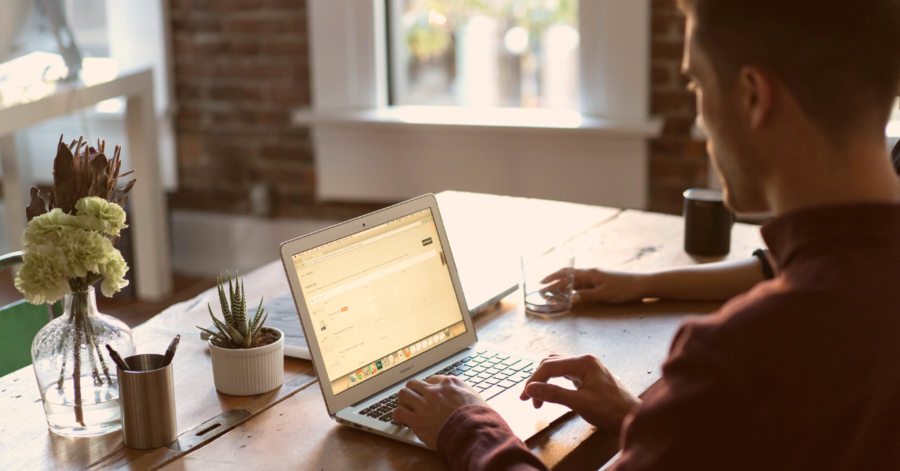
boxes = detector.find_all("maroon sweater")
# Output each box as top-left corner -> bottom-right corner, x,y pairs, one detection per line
437,203 -> 900,470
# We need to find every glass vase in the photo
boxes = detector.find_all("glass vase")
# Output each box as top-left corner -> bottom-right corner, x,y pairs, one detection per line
30,287 -> 136,437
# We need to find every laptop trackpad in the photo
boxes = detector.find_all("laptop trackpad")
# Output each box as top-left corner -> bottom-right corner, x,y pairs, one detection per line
489,379 -> 572,441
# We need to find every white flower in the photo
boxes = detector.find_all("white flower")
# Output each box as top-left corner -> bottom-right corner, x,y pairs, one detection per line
22,208 -> 84,247
17,198 -> 130,302
76,197 -> 127,236
98,251 -> 130,297
14,244 -> 72,304
57,228 -> 116,278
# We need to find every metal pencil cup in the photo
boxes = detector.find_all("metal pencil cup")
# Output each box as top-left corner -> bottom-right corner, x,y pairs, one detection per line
118,354 -> 177,449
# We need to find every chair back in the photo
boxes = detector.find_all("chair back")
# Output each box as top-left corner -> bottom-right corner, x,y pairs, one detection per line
0,252 -> 59,376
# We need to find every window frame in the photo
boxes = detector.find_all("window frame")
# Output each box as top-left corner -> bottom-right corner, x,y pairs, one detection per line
303,0 -> 662,209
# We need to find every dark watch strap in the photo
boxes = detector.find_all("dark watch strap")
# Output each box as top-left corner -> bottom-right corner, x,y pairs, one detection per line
753,249 -> 775,280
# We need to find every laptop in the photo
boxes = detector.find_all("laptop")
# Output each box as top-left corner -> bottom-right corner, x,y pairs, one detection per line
279,194 -> 569,448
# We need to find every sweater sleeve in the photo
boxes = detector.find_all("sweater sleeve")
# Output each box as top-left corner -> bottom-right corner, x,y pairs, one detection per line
436,404 -> 549,471
610,322 -> 761,471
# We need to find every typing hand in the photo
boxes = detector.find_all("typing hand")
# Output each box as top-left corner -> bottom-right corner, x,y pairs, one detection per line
520,355 -> 640,434
393,375 -> 489,449
542,268 -> 647,304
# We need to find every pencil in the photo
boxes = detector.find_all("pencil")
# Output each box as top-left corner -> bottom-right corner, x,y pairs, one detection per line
106,344 -> 129,371
163,334 -> 181,366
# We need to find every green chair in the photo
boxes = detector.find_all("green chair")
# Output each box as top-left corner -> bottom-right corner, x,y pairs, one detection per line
0,252 -> 62,377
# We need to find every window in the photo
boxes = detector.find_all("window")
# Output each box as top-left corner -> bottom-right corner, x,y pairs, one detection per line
888,98 -> 900,138
388,0 -> 579,109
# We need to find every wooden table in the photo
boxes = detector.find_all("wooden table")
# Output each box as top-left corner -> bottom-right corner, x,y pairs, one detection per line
0,192 -> 765,470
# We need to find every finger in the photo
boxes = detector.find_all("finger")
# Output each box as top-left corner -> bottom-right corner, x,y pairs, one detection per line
572,288 -> 608,304
405,378 -> 430,395
540,268 -> 570,284
521,357 -> 587,399
525,382 -> 581,409
397,387 -> 427,412
392,405 -> 418,427
425,375 -> 446,385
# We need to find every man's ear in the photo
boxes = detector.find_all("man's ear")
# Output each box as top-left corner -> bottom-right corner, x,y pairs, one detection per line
738,66 -> 773,130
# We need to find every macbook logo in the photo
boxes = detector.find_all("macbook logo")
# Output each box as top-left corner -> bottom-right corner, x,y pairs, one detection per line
400,365 -> 414,374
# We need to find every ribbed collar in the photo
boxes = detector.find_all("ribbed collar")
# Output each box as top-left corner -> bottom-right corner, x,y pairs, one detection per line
761,203 -> 900,270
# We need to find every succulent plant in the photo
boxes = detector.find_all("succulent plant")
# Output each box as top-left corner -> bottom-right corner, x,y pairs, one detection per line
198,273 -> 269,349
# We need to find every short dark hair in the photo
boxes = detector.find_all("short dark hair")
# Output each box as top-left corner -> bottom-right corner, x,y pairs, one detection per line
679,0 -> 900,138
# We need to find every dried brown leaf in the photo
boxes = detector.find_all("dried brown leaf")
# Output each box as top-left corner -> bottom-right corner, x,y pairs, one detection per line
76,150 -> 92,197
25,187 -> 47,222
53,141 -> 78,214
88,153 -> 109,198
111,179 -> 136,201
116,194 -> 129,209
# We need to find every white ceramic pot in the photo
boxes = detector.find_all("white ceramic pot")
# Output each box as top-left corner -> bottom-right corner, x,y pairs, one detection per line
208,327 -> 284,396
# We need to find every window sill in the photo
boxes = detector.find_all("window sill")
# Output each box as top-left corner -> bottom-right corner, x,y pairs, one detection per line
292,106 -> 663,140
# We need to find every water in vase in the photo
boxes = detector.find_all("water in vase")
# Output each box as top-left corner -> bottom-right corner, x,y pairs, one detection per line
42,376 -> 121,437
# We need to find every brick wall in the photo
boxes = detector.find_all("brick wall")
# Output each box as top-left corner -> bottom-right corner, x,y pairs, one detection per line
168,0 -> 383,220
648,0 -> 708,214
168,0 -> 703,217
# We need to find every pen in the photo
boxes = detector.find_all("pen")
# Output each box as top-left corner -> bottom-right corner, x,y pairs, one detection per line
162,334 -> 181,366
106,344 -> 129,371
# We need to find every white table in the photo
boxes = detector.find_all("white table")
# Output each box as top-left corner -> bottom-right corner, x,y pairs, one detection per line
0,69 -> 172,301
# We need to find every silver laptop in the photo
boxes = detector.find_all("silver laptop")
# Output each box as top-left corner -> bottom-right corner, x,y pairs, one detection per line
279,194 -> 569,448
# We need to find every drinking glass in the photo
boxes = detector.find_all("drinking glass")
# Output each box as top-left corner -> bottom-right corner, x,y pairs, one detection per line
521,247 -> 575,316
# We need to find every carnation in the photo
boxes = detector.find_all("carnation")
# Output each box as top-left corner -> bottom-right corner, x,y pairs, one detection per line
22,209 -> 85,247
98,251 -> 130,297
14,244 -> 72,304
75,196 -> 128,236
17,196 -> 132,303
57,228 -> 116,278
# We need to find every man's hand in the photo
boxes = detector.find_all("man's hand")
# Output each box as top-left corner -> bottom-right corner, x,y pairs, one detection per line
520,355 -> 640,434
393,375 -> 489,449
542,269 -> 648,304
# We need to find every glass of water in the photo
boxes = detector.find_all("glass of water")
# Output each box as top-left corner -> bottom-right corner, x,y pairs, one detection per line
521,246 -> 575,316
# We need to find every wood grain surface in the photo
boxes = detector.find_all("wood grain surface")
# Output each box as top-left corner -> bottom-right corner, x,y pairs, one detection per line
0,192 -> 766,470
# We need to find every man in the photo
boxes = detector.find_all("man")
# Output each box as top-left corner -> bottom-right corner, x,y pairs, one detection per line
392,0 -> 900,469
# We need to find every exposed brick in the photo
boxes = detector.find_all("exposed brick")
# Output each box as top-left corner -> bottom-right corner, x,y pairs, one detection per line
651,91 -> 695,114
223,17 -> 305,35
208,85 -> 263,102
651,39 -> 686,60
649,0 -> 709,214
651,64 -> 672,86
270,87 -> 310,105
265,40 -> 307,57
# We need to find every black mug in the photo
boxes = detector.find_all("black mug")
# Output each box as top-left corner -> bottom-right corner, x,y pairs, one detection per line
683,188 -> 734,256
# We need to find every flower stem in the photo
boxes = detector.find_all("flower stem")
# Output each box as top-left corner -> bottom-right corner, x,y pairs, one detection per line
56,313 -> 75,391
72,307 -> 86,427
83,313 -> 112,385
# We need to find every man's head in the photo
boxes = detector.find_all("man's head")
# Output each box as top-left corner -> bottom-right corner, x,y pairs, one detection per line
678,0 -> 900,213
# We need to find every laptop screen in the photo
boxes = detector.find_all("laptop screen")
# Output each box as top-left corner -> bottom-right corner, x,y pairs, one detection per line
291,208 -> 468,395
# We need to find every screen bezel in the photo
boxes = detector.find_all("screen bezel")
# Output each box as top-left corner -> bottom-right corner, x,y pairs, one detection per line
279,194 -> 477,416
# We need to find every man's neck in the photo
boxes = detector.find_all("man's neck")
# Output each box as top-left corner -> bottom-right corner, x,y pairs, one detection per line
767,140 -> 900,216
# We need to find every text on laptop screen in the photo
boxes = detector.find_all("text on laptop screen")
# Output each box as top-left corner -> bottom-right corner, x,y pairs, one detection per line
292,209 -> 467,395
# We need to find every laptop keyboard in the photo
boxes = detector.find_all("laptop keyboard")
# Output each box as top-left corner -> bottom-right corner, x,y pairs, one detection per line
356,349 -> 536,425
